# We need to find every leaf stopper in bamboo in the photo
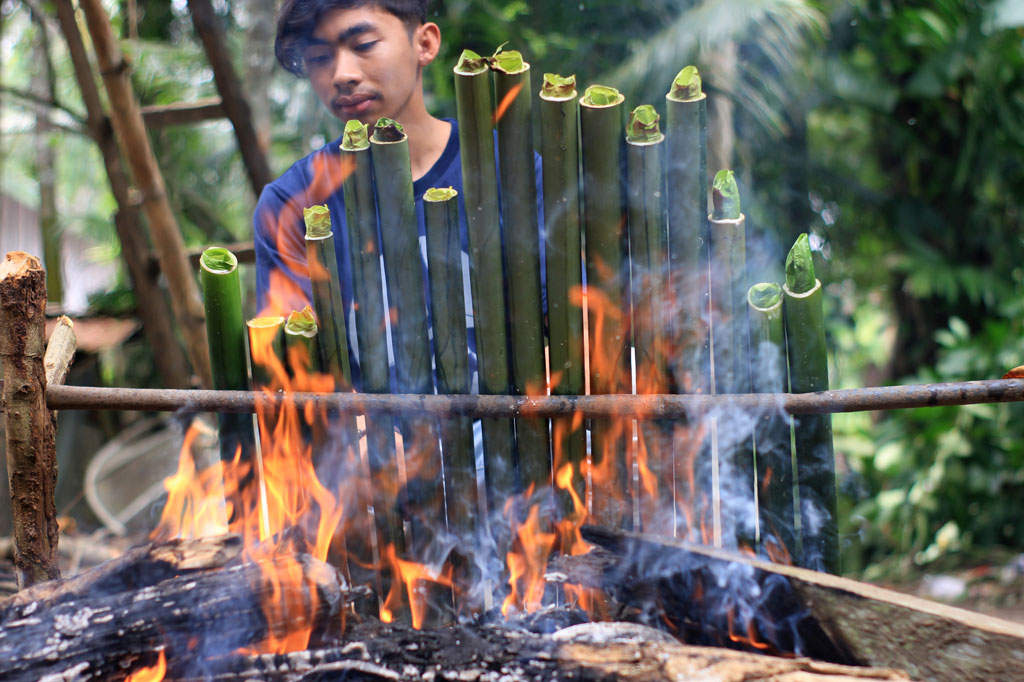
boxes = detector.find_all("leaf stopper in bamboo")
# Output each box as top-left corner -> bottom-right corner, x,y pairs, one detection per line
627,104 -> 663,143
541,72 -> 576,99
669,65 -> 702,102
341,119 -> 370,151
712,169 -> 741,221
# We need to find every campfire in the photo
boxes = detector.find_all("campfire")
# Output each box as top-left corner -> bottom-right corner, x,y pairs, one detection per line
4,18 -> 1024,682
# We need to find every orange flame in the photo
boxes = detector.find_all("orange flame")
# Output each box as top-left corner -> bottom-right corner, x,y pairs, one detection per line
125,650 -> 166,682
502,494 -> 557,617
492,82 -> 524,124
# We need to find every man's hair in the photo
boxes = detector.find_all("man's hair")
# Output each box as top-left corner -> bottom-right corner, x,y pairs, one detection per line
276,0 -> 429,76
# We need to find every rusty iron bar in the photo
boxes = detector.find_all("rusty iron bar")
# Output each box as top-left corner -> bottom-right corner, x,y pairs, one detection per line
43,379 -> 1024,419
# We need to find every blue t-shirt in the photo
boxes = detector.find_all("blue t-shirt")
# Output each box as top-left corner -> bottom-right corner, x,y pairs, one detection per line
253,117 -> 543,390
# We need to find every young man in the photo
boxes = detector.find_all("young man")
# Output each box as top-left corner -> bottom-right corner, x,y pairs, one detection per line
254,0 -> 460,319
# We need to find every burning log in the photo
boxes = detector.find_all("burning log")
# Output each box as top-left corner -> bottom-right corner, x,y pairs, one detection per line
0,536 -> 367,682
557,525 -> 1024,681
157,619 -> 908,681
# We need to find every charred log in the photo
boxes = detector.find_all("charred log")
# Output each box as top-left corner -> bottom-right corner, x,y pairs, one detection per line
572,525 -> 1024,682
0,546 -> 366,681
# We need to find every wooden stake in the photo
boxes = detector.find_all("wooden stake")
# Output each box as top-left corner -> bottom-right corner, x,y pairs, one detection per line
77,0 -> 213,389
0,251 -> 60,588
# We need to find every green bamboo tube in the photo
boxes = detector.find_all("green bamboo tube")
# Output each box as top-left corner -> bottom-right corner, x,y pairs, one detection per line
665,66 -> 710,542
783,233 -> 838,573
580,84 -> 630,528
423,188 -> 477,536
492,49 -> 550,491
246,316 -> 284,391
540,73 -> 585,517
200,247 -> 254,465
626,105 -> 672,533
370,117 -> 442,558
664,65 -> 709,395
454,50 -> 515,503
338,119 -> 404,568
340,120 -> 389,394
709,170 -> 754,549
303,205 -> 353,390
283,305 -> 319,374
747,282 -> 796,559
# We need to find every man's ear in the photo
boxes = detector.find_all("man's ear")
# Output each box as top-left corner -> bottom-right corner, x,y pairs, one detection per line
414,21 -> 441,66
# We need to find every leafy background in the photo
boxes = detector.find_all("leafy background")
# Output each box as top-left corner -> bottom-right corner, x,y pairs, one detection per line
1,0 -> 1023,580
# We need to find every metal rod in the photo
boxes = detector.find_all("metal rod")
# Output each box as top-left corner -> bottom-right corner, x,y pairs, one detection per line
43,379 -> 1024,419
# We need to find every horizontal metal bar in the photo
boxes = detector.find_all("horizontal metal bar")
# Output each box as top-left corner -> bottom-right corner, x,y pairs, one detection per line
43,379 -> 1024,419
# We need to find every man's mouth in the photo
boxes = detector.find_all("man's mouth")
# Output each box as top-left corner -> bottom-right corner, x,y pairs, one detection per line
335,94 -> 377,116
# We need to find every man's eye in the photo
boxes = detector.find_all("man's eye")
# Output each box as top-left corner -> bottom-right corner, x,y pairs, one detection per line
354,40 -> 379,53
305,53 -> 331,66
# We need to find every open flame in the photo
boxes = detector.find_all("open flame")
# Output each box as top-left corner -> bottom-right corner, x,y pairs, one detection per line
125,650 -> 166,682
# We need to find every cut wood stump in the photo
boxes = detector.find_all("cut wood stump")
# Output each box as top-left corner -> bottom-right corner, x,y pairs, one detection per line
0,251 -> 59,588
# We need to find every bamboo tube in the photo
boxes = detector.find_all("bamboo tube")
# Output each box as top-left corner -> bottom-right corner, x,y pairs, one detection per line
199,247 -> 255,465
540,73 -> 585,516
340,120 -> 389,394
454,50 -> 515,503
747,282 -> 796,560
247,316 -> 285,391
370,117 -> 442,556
708,170 -> 754,548
783,233 -> 839,573
303,205 -> 353,391
665,66 -> 711,542
664,65 -> 709,395
339,119 -> 404,565
492,49 -> 550,491
283,305 -> 320,374
580,84 -> 630,528
423,188 -> 477,537
625,105 -> 672,533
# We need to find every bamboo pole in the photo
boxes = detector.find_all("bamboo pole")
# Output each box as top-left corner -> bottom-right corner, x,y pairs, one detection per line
665,66 -> 711,542
199,247 -> 255,466
747,282 -> 796,559
0,251 -> 60,587
454,50 -> 515,504
53,0 -> 191,389
424,188 -> 477,615
580,85 -> 630,528
423,188 -> 477,537
246,316 -> 285,391
492,50 -> 550,492
783,233 -> 838,573
338,120 -> 405,564
708,170 -> 754,549
370,118 -> 442,560
303,206 -> 353,391
625,105 -> 672,533
540,73 -> 586,516
77,0 -> 212,389
664,65 -> 709,395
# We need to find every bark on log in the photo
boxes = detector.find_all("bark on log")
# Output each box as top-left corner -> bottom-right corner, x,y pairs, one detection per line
186,0 -> 274,197
0,534 -> 242,615
0,550 -> 364,682
577,526 -> 1024,682
53,0 -> 192,390
0,252 -> 59,588
76,0 -> 213,388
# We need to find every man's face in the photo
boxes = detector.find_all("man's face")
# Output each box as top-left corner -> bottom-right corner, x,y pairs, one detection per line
301,6 -> 425,126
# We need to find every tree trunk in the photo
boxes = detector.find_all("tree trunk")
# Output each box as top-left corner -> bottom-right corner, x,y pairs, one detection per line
239,0 -> 275,156
0,252 -> 59,588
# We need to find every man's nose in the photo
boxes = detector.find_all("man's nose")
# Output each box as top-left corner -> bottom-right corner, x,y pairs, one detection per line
332,49 -> 362,89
